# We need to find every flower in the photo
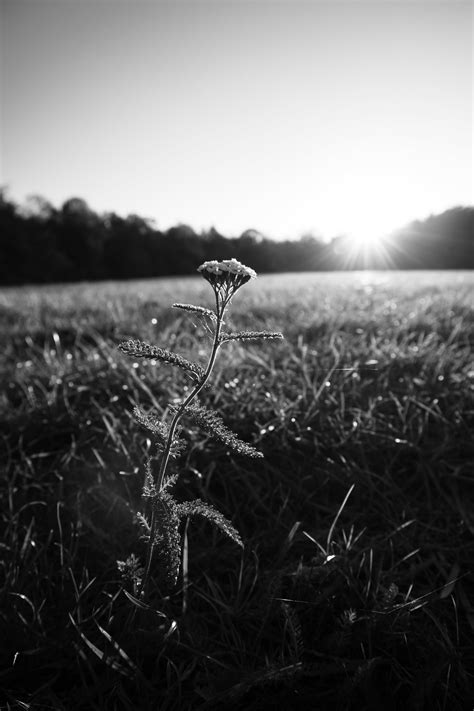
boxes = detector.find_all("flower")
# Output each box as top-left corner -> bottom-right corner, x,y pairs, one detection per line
197,259 -> 257,307
198,258 -> 257,280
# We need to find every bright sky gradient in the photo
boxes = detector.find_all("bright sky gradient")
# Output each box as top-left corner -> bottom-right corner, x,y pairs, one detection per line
1,0 -> 472,241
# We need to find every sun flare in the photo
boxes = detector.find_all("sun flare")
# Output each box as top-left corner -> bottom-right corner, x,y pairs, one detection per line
349,228 -> 385,249
335,219 -> 395,269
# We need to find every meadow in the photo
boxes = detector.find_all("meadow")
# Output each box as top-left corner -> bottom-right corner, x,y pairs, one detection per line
1,270 -> 473,710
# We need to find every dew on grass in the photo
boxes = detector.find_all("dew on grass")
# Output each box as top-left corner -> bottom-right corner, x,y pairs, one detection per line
132,362 -> 139,369
4,270 -> 472,709
224,378 -> 239,389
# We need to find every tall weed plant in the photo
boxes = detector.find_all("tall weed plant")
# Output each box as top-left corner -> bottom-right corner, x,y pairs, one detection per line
118,259 -> 283,597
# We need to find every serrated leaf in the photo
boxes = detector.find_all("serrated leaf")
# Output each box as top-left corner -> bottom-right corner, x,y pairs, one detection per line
134,406 -> 168,442
172,303 -> 216,320
182,403 -> 263,458
135,511 -> 151,537
133,408 -> 183,458
142,462 -> 156,498
153,492 -> 182,588
161,470 -> 179,492
220,331 -> 284,343
118,339 -> 205,380
176,499 -> 243,547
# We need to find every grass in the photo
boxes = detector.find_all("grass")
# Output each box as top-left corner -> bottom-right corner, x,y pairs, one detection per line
1,270 -> 473,710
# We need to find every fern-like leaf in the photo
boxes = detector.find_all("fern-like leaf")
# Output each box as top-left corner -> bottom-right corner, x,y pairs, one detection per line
133,406 -> 169,443
161,470 -> 179,492
135,511 -> 151,538
220,330 -> 284,343
153,491 -> 181,588
172,303 -> 216,321
134,406 -> 184,458
181,403 -> 263,458
176,498 -> 243,547
118,339 -> 205,380
117,554 -> 144,588
142,460 -> 156,498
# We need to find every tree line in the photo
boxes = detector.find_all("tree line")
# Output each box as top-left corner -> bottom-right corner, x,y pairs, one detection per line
0,190 -> 472,285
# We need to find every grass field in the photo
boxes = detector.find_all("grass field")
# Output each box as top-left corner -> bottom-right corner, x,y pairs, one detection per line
1,270 -> 473,710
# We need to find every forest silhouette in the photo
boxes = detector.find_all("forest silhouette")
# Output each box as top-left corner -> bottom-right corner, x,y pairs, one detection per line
0,190 -> 472,285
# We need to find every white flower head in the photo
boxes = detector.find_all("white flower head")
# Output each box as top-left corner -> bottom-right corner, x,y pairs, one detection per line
198,258 -> 256,280
198,258 -> 257,307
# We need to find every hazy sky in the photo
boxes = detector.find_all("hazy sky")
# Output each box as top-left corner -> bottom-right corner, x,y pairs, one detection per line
1,0 -> 472,240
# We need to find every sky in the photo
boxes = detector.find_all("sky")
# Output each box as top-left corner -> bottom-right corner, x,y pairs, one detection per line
1,0 -> 472,241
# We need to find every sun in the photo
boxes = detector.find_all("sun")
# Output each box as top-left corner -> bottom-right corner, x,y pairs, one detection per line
349,227 -> 385,249
325,192 -> 397,255
336,219 -> 395,269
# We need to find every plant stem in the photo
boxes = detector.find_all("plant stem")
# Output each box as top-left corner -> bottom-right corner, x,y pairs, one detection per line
140,293 -> 224,596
